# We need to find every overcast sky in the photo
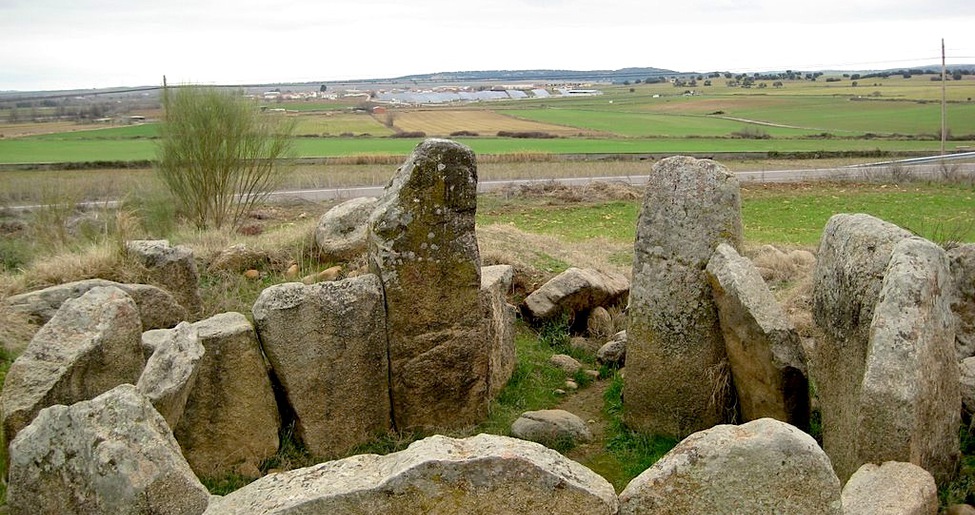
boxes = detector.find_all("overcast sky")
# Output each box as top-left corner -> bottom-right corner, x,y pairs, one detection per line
2,0 -> 973,91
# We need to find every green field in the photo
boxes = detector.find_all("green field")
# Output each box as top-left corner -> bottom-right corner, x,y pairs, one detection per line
2,136 -> 967,163
478,182 -> 975,247
1,75 -> 974,164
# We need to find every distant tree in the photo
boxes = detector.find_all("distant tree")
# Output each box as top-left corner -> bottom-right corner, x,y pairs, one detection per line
703,80 -> 712,86
772,81 -> 784,88
7,107 -> 19,123
320,84 -> 327,92
850,73 -> 861,81
953,72 -> 963,81
156,86 -> 296,230
851,81 -> 859,87
902,72 -> 912,79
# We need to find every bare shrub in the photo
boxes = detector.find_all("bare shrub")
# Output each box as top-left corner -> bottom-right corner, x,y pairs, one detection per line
156,86 -> 296,230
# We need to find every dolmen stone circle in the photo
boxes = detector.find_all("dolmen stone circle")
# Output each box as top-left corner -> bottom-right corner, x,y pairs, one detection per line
1,143 -> 969,514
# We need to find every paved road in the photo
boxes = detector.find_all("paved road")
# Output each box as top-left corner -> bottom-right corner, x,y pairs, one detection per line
8,162 -> 974,211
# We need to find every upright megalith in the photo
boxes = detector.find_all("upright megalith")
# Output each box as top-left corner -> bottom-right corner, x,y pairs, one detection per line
253,276 -> 389,458
481,264 -> 517,398
1,286 -> 145,446
624,156 -> 743,437
949,244 -> 975,360
705,243 -> 810,430
368,138 -> 489,430
136,321 -> 204,430
812,213 -> 959,484
856,237 -> 960,485
174,312 -> 280,478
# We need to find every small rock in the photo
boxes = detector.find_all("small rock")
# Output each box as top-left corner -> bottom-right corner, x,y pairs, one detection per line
947,504 -> 975,515
584,369 -> 600,379
841,461 -> 937,515
554,389 -> 567,396
511,409 -> 594,449
596,330 -> 627,367
243,269 -> 260,280
565,380 -> 579,390
284,264 -> 300,279
587,306 -> 614,339
550,354 -> 582,374
318,265 -> 343,282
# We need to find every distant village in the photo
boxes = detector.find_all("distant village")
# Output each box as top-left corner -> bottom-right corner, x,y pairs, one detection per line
251,84 -> 603,106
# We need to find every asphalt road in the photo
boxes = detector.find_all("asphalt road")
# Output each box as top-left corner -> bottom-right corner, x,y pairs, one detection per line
7,161 -> 974,211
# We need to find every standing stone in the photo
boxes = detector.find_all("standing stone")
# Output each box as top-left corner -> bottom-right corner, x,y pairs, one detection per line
136,322 -> 204,429
174,312 -> 280,479
812,214 -> 960,484
856,237 -> 959,485
7,384 -> 210,515
624,156 -> 743,437
841,461 -> 938,515
618,418 -> 842,514
125,239 -> 204,318
481,264 -> 516,398
368,138 -> 489,431
1,286 -> 145,445
705,243 -> 810,430
253,276 -> 389,458
949,244 -> 975,360
205,434 -> 618,515
315,196 -> 379,261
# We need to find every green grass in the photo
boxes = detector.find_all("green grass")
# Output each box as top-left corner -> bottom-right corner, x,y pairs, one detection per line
3,135 -> 965,164
508,108 -> 821,138
602,371 -> 679,490
478,181 -> 975,248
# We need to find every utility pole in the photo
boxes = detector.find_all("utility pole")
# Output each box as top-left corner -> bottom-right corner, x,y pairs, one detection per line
941,39 -> 947,156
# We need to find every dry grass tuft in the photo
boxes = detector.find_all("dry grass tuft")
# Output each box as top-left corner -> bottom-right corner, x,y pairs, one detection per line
745,244 -> 817,284
0,300 -> 39,354
477,223 -> 630,300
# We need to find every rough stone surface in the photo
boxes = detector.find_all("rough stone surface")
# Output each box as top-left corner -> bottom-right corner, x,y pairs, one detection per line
856,237 -> 960,485
597,330 -> 627,367
4,278 -> 187,330
315,196 -> 378,261
618,418 -> 841,514
624,156 -> 743,437
174,312 -> 280,478
367,138 -> 489,431
521,267 -> 628,325
205,434 -> 618,515
137,322 -> 204,429
481,264 -> 516,398
7,384 -> 210,515
961,357 -> 975,417
1,286 -> 145,445
253,276 -> 389,458
841,461 -> 938,515
947,505 -> 975,515
125,239 -> 203,318
511,409 -> 593,448
811,213 -> 913,483
705,243 -> 810,429
950,244 -> 975,360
